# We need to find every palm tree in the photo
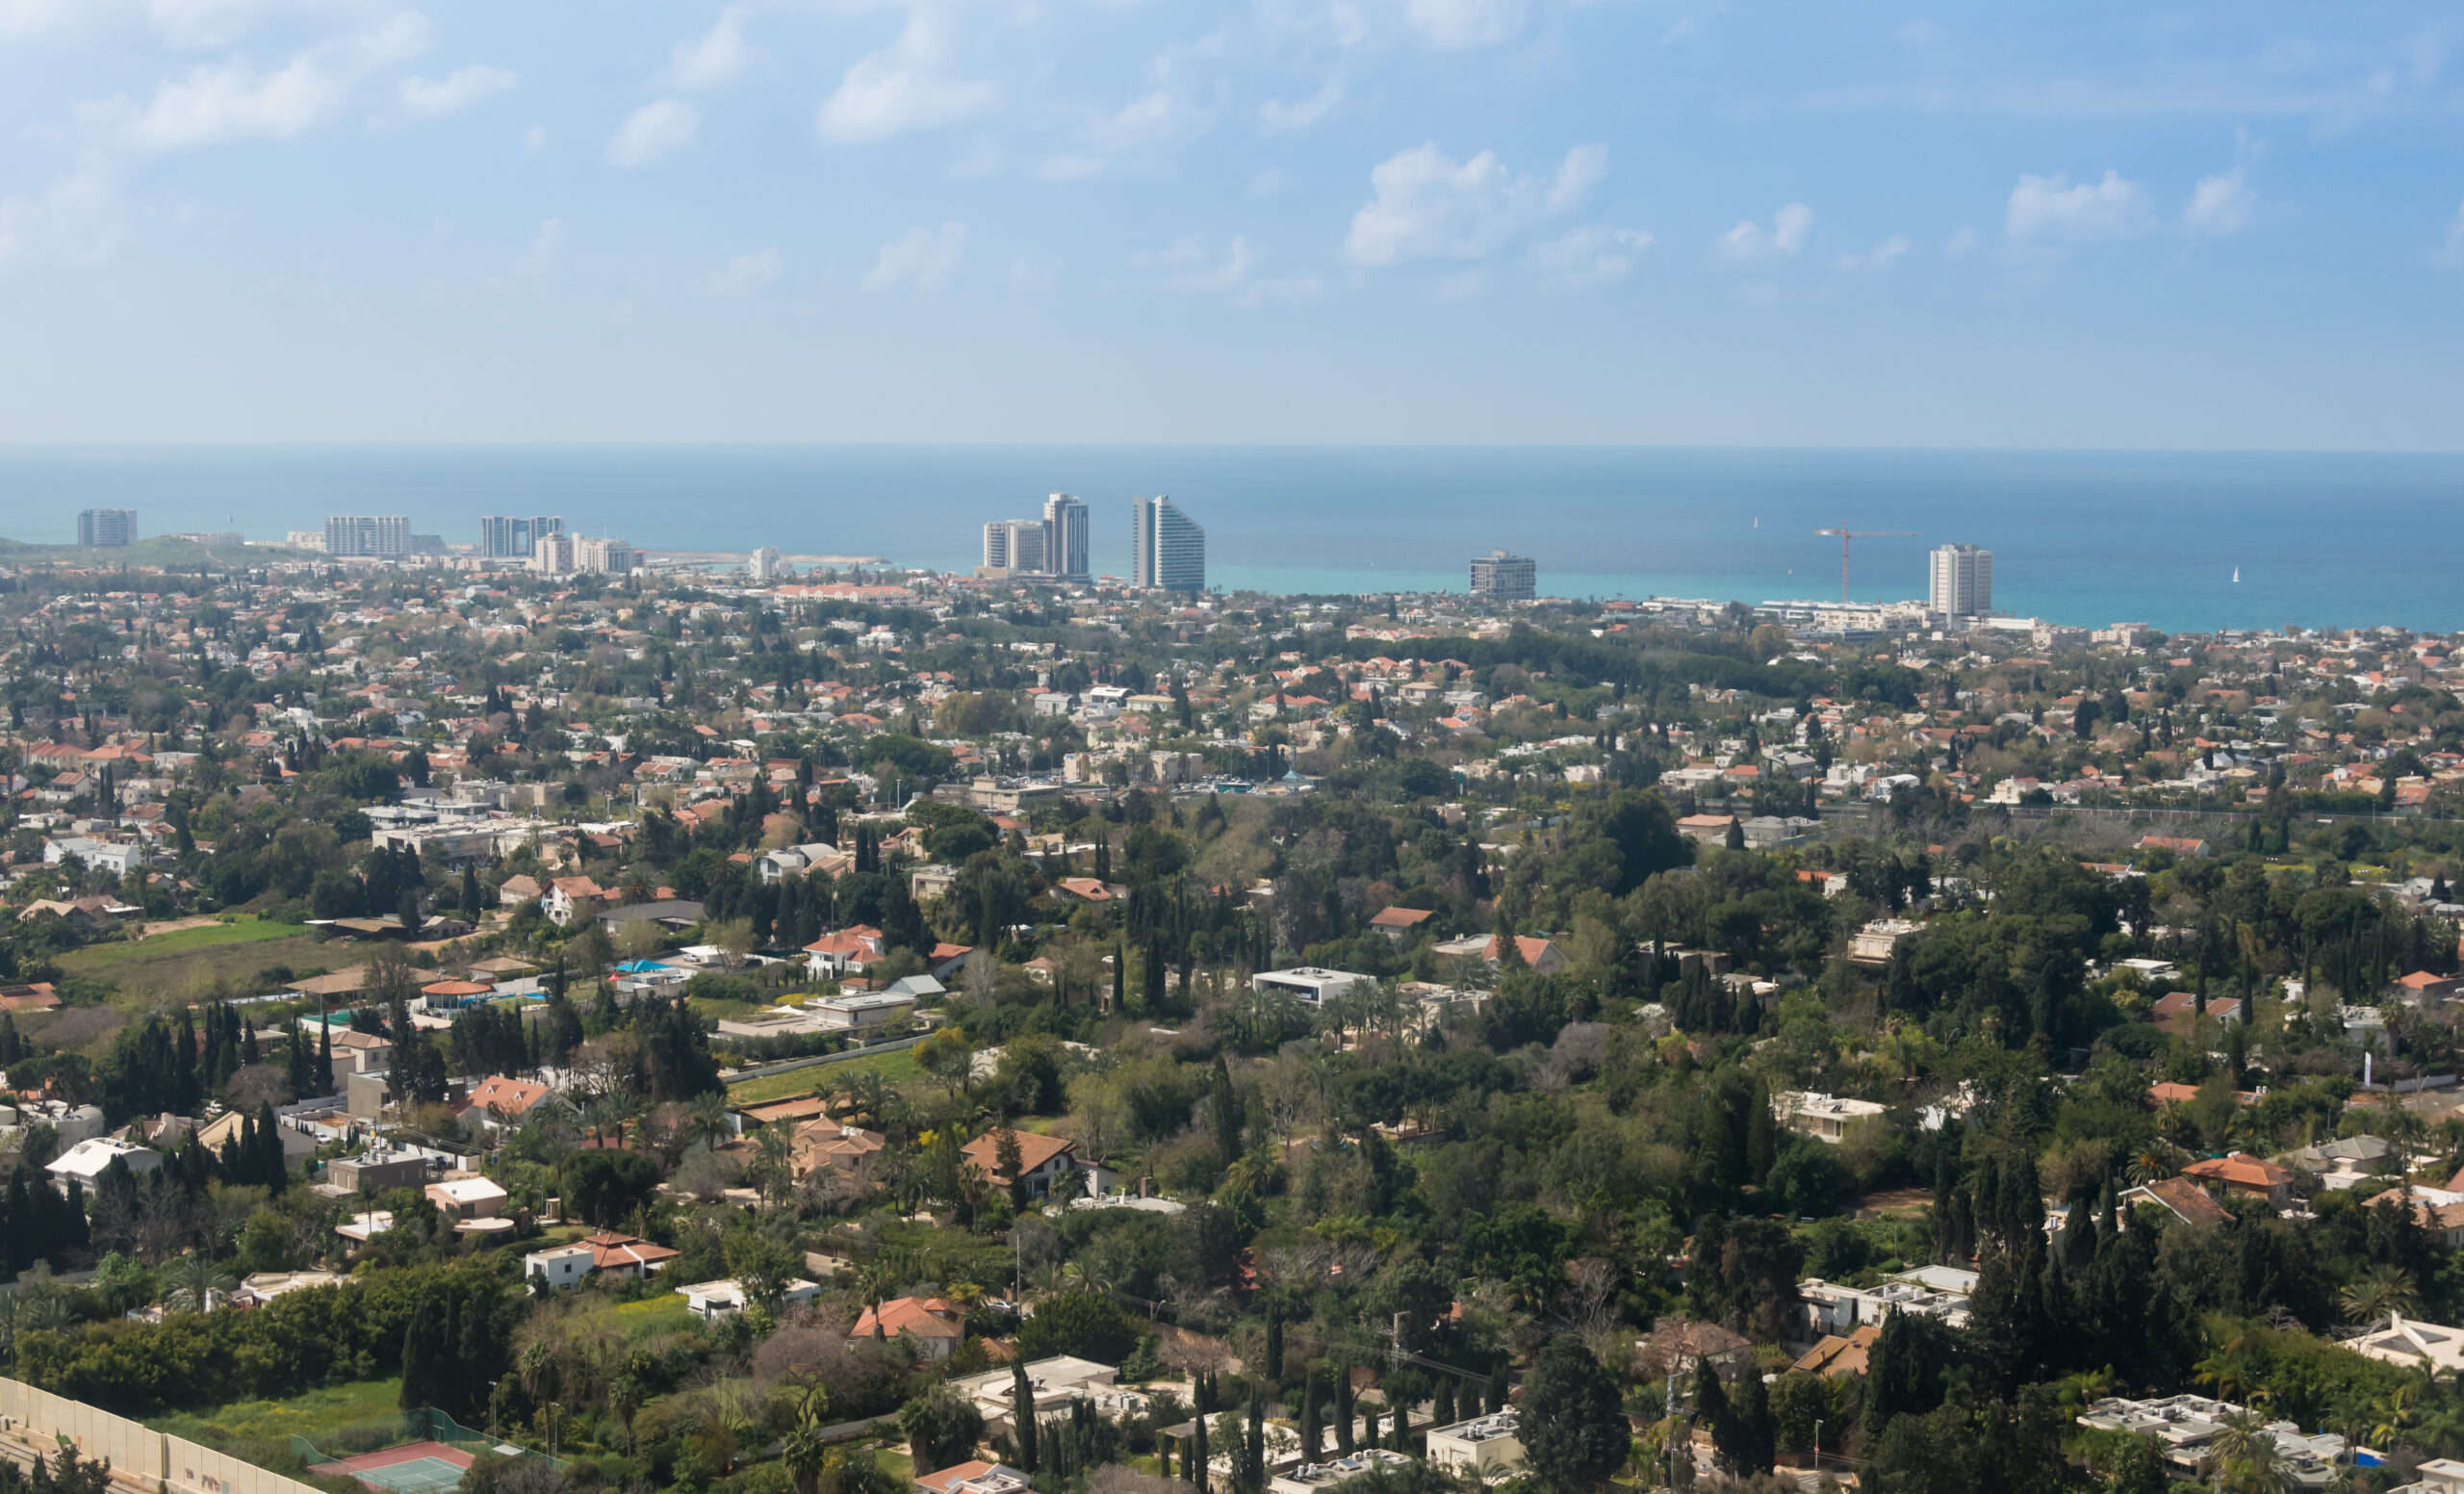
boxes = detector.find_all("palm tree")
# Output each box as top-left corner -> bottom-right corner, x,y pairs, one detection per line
2340,1264 -> 2420,1327
2127,1146 -> 2176,1186
159,1254 -> 236,1313
691,1093 -> 733,1153
783,1385 -> 834,1494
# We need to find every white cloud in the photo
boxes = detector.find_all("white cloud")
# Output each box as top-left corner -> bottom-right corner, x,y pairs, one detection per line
606,99 -> 698,167
705,248 -> 782,296
2438,200 -> 2464,267
1717,202 -> 1812,260
1260,78 -> 1342,134
2006,169 -> 2152,241
1896,18 -> 1941,44
863,222 -> 966,291
669,5 -> 753,91
816,13 -> 995,144
515,217 -> 565,276
0,0 -> 353,48
400,64 -> 516,118
1545,142 -> 1607,215
94,16 -> 425,151
2183,168 -> 2256,235
1526,225 -> 1652,291
1945,225 -> 1979,257
1836,233 -> 1910,270
1136,234 -> 1255,295
1344,142 -> 1597,267
0,152 -> 117,268
1402,0 -> 1526,49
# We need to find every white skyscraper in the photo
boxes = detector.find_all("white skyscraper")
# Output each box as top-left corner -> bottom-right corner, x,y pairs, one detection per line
1929,543 -> 1992,617
1132,496 -> 1206,591
325,514 -> 410,560
983,519 -> 1046,574
1043,493 -> 1091,580
751,547 -> 785,581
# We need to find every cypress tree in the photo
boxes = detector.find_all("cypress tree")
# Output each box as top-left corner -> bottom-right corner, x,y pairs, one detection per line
1014,1362 -> 1039,1472
1193,1415 -> 1208,1494
1334,1363 -> 1354,1453
1483,1366 -> 1506,1414
399,1300 -> 438,1410
1300,1368 -> 1322,1457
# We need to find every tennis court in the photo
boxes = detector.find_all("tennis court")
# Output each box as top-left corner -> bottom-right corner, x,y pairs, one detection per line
307,1439 -> 475,1493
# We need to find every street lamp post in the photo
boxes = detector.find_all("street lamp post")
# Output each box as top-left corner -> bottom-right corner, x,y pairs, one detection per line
1814,1418 -> 1823,1476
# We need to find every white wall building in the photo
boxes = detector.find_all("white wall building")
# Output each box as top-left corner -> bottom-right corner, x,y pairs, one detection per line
1424,1410 -> 1524,1481
1928,543 -> 1992,618
1132,495 -> 1206,591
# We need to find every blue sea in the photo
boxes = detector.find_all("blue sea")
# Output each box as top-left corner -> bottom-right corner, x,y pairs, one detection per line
3,446 -> 2462,635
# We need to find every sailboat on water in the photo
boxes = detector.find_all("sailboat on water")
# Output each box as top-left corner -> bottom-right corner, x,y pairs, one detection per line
2232,567 -> 2241,583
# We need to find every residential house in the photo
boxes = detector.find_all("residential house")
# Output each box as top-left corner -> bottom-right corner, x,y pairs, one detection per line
497,874 -> 543,908
912,1463 -> 1033,1494
1368,906 -> 1437,940
2351,1314 -> 2464,1374
2121,1176 -> 2233,1227
326,1147 -> 432,1192
577,1230 -> 680,1277
1638,1318 -> 1754,1380
1429,934 -> 1566,975
793,1122 -> 887,1180
2366,1185 -> 2464,1248
1792,1325 -> 1882,1378
1847,919 -> 1921,966
1424,1410 -> 1524,1480
2181,1152 -> 2293,1208
461,1074 -> 560,1129
425,1175 -> 510,1221
950,1356 -> 1134,1434
2075,1396 -> 2343,1486
194,1107 -> 317,1171
848,1296 -> 966,1359
526,1243 -> 598,1294
674,1276 -> 821,1318
803,925 -> 887,979
2277,1134 -> 2395,1190
961,1128 -> 1079,1198
1772,1091 -> 1887,1144
1269,1453 -> 1418,1494
1251,967 -> 1373,1006
2151,991 -> 2245,1035
807,992 -> 918,1031
46,1137 -> 160,1192
543,876 -> 607,926
1677,813 -> 1738,844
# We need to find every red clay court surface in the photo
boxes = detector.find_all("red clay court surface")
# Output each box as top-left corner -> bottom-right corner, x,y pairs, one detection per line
308,1441 -> 475,1493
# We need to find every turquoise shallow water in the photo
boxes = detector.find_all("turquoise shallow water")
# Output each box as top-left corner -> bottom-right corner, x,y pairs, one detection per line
3,445 -> 2460,633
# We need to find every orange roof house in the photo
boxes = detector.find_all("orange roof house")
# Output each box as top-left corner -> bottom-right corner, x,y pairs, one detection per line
2182,1152 -> 2293,1205
960,1128 -> 1079,1198
850,1296 -> 966,1359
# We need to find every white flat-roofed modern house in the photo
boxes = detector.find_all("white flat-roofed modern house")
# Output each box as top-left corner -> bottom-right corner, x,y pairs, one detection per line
1251,967 -> 1373,1006
1424,1409 -> 1524,1481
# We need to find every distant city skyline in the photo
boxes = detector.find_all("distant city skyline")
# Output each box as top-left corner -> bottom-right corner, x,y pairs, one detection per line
0,6 -> 2459,447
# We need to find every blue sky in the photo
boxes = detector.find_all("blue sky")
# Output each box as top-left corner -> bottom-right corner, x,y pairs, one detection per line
0,1 -> 2458,446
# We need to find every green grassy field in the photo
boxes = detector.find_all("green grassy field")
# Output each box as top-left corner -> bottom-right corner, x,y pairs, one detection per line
59,917 -> 324,1002
727,1046 -> 919,1104
148,1376 -> 407,1455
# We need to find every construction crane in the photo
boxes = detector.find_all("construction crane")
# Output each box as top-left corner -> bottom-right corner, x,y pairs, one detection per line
1814,527 -> 1920,604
